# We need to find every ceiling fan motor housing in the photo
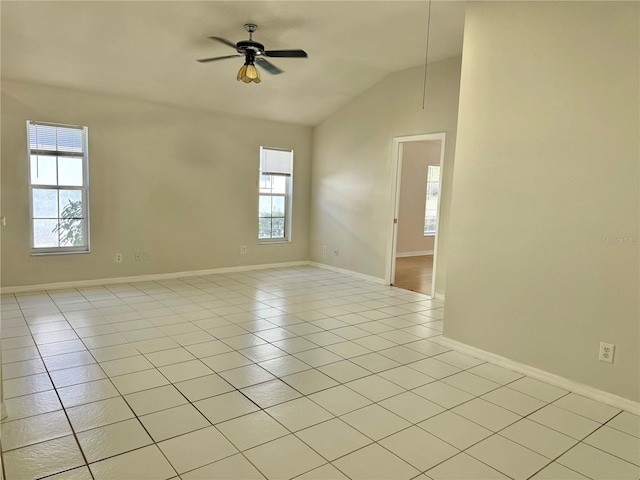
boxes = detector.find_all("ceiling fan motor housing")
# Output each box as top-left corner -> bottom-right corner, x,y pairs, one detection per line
236,40 -> 265,55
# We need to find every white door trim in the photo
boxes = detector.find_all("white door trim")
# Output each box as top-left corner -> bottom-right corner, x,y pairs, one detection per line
385,132 -> 446,297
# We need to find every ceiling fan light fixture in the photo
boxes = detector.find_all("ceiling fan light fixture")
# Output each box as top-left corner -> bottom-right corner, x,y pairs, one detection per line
237,53 -> 261,83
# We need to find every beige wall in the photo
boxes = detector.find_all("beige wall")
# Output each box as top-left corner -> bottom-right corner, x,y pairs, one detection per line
397,141 -> 441,255
446,2 -> 639,401
310,57 -> 462,295
0,344 -> 4,419
1,81 -> 312,287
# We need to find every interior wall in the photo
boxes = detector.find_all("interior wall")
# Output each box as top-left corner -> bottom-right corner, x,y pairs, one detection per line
1,81 -> 312,288
0,343 -> 4,419
310,57 -> 462,295
446,1 -> 639,401
396,141 -> 441,255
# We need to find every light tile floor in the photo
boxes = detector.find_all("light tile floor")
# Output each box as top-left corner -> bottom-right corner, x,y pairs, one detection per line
1,266 -> 639,479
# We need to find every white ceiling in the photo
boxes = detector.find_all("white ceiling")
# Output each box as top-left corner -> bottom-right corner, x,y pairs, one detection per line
1,1 -> 465,126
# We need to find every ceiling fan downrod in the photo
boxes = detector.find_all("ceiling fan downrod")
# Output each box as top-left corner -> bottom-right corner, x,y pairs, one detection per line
244,23 -> 258,41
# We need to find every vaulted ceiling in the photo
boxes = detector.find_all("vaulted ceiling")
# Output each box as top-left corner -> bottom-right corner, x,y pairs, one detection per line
1,1 -> 465,126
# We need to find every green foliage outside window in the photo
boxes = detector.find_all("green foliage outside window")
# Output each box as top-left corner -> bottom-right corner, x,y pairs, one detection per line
52,199 -> 84,246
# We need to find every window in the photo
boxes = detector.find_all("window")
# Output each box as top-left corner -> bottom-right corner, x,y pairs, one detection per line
424,165 -> 440,236
27,121 -> 90,254
259,147 -> 293,242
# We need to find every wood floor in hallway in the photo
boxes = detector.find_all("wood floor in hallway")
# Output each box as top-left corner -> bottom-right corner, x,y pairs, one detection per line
393,254 -> 433,296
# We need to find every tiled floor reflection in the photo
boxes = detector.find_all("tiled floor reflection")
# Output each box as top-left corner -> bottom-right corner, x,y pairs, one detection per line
1,266 -> 638,479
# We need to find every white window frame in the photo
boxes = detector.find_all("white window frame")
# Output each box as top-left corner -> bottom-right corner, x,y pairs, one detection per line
423,164 -> 440,236
27,121 -> 90,255
258,147 -> 293,244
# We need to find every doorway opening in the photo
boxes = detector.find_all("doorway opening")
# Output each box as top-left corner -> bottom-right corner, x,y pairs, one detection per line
385,133 -> 446,297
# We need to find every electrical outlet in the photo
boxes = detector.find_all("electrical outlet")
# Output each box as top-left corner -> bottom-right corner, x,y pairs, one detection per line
322,245 -> 327,254
241,245 -> 247,254
143,251 -> 150,262
333,248 -> 339,255
134,252 -> 142,262
115,253 -> 123,263
599,342 -> 615,363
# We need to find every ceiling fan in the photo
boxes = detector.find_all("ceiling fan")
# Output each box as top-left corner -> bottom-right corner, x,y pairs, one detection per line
197,24 -> 308,83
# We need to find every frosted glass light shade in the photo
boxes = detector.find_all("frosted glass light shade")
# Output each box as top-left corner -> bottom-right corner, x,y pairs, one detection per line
237,63 -> 261,83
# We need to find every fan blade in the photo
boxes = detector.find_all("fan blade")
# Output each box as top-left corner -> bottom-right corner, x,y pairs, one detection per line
197,54 -> 242,63
264,49 -> 308,58
256,57 -> 283,75
208,36 -> 238,49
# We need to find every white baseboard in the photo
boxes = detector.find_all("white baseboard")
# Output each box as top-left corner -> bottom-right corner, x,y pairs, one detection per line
309,262 -> 387,285
1,261 -> 390,294
433,292 -> 445,302
437,337 -> 640,415
1,261 -> 310,294
395,250 -> 434,258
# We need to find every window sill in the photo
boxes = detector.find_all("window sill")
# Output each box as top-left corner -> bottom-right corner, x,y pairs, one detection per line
423,233 -> 436,237
259,240 -> 291,245
31,249 -> 91,256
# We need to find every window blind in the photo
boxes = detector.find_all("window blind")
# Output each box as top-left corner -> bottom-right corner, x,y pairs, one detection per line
260,148 -> 293,176
29,122 -> 85,156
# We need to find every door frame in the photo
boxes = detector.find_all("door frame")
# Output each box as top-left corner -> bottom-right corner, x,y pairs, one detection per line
385,132 -> 446,297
